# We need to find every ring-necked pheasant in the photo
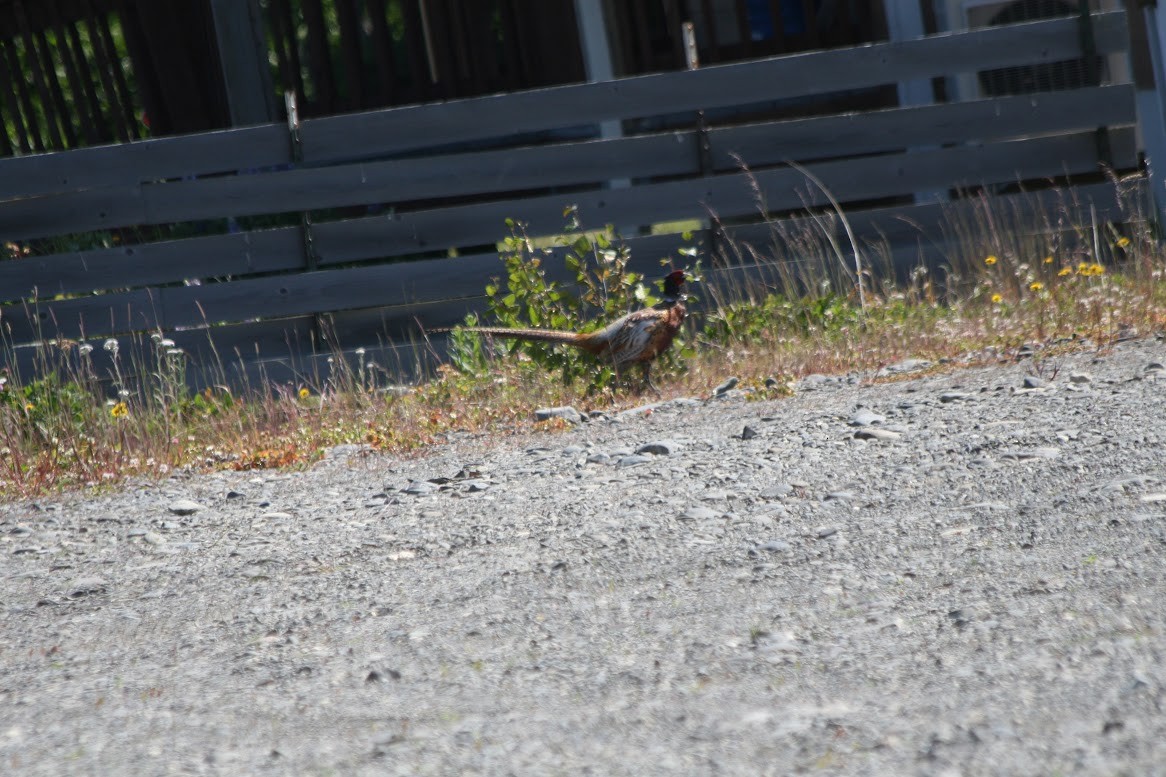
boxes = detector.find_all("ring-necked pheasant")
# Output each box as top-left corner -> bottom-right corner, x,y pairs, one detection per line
452,269 -> 689,387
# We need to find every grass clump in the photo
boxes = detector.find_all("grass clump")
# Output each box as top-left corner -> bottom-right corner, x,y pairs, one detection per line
2,181 -> 1166,500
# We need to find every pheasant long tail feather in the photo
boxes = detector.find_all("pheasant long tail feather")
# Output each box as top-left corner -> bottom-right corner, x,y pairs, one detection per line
457,326 -> 599,353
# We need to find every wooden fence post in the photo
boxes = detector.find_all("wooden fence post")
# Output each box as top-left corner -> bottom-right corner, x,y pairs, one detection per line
1130,0 -> 1166,228
574,0 -> 629,190
209,0 -> 277,126
884,1 -> 947,204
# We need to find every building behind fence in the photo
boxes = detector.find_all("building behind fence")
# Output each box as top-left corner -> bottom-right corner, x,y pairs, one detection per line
0,2 -> 1163,389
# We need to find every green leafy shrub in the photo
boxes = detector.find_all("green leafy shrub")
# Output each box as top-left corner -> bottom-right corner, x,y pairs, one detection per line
451,210 -> 697,391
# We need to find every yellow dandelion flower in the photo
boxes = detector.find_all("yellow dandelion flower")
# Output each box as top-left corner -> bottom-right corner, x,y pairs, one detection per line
984,255 -> 998,266
1058,267 -> 1072,277
298,387 -> 310,399
1077,262 -> 1091,274
1116,237 -> 1130,249
1029,282 -> 1044,292
111,402 -> 128,418
991,293 -> 1003,304
1089,263 -> 1105,275
1043,256 -> 1053,264
24,402 -> 34,411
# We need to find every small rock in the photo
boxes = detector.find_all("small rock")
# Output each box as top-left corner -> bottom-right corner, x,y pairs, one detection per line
848,409 -> 886,427
617,455 -> 653,468
854,428 -> 901,441
167,499 -> 205,516
586,453 -> 611,464
618,403 -> 660,418
1069,372 -> 1093,385
535,406 -> 586,425
939,391 -> 972,403
679,507 -> 720,521
757,540 -> 791,553
714,377 -> 739,396
68,577 -> 108,598
324,444 -> 367,459
402,481 -> 438,496
636,440 -> 679,456
741,425 -> 759,440
1023,376 -> 1049,389
815,526 -> 840,539
798,374 -> 834,389
760,484 -> 793,500
1001,447 -> 1060,462
880,358 -> 931,375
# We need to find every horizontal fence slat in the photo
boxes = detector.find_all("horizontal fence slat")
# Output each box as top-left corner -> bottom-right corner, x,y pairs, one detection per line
298,12 -> 1128,164
0,133 -> 699,240
1,85 -> 1135,297
5,288 -> 163,344
0,128 -> 1134,346
310,129 -> 1136,266
709,85 -> 1136,168
0,11 -> 1127,208
0,228 -> 304,303
2,83 -> 1136,242
3,178 -> 1140,387
0,124 -> 291,201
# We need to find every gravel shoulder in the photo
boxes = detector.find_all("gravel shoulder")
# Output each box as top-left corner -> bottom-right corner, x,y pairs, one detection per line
3,339 -> 1166,776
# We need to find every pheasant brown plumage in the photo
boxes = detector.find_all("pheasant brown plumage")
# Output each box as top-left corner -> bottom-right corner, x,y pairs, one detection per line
453,270 -> 688,377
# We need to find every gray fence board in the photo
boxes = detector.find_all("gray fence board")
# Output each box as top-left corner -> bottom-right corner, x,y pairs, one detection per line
0,228 -> 303,303
2,83 -> 1134,300
0,10 -> 1142,389
3,178 -> 1139,385
312,129 -> 1135,266
0,123 -> 291,201
9,288 -> 163,344
0,125 -> 1133,345
708,85 -> 1136,169
1,126 -> 1134,343
0,11 -> 1121,209
299,12 -> 1128,164
1,85 -> 1134,242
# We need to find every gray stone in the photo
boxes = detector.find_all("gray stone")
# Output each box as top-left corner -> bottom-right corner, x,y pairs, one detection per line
848,409 -> 886,427
854,428 -> 901,441
168,499 -> 205,516
535,406 -> 586,424
714,377 -> 739,396
636,440 -> 679,456
68,577 -> 108,598
678,507 -> 720,521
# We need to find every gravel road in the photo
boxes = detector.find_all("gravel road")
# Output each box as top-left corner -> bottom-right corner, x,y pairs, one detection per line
3,337 -> 1166,776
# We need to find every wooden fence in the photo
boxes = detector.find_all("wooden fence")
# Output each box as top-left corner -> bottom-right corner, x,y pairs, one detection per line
0,10 -> 1146,389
